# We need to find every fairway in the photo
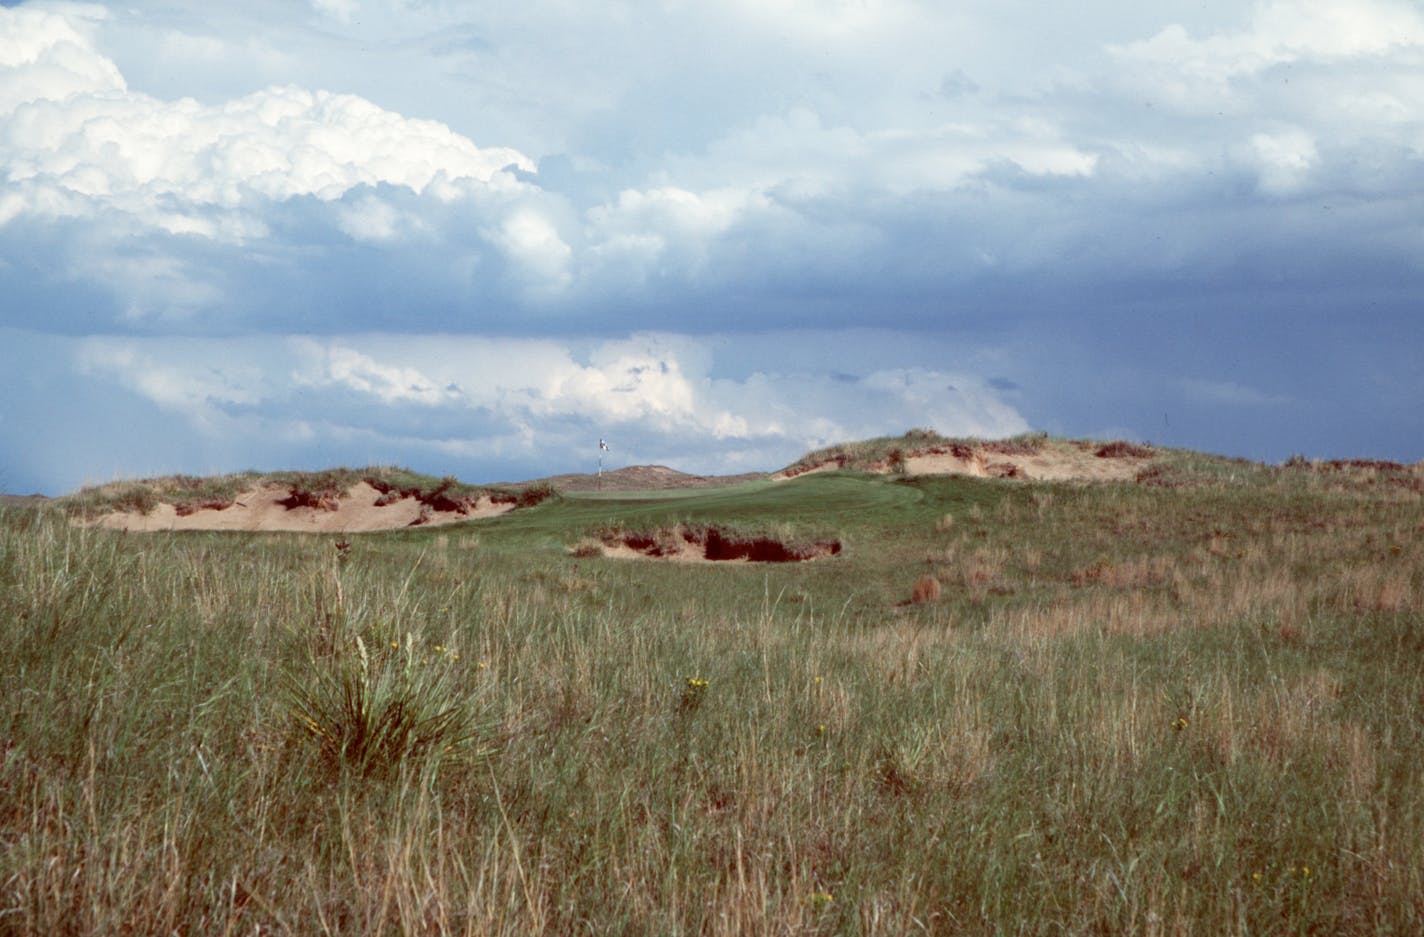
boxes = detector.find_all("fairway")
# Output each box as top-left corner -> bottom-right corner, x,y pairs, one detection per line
470,473 -> 925,553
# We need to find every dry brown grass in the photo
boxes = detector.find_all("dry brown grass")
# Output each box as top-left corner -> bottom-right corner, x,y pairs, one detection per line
7,448 -> 1423,936
911,575 -> 942,604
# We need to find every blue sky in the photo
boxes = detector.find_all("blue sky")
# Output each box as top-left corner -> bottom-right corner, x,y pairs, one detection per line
2,0 -> 1421,494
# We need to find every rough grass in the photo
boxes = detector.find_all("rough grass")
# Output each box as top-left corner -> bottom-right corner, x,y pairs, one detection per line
2,455 -> 1422,935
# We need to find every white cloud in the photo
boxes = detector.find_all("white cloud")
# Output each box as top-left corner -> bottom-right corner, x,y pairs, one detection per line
491,208 -> 573,294
1111,0 -> 1424,106
0,6 -> 124,113
74,335 -> 264,427
85,252 -> 225,323
1250,0 -> 1424,60
0,7 -> 535,239
728,0 -> 919,43
1247,127 -> 1318,195
311,0 -> 360,23
336,193 -> 423,242
292,342 -> 462,406
585,186 -> 771,286
675,107 -> 1097,199
57,331 -> 1029,476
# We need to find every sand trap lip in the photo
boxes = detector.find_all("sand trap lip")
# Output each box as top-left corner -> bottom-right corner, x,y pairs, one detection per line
588,525 -> 842,563
774,440 -> 1155,483
81,482 -> 514,533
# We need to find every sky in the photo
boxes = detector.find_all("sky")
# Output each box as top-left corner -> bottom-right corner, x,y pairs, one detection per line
2,0 -> 1422,495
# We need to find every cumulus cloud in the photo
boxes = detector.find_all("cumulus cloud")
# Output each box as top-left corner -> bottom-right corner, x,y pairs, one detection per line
490,208 -> 574,295
0,5 -> 534,237
1115,0 -> 1424,87
1107,0 -> 1424,161
0,5 -> 124,112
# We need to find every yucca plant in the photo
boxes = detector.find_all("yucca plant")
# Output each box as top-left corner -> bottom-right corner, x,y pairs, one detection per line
284,627 -> 490,781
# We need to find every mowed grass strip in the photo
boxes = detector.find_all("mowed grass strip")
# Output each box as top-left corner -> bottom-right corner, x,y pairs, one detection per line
0,460 -> 1421,935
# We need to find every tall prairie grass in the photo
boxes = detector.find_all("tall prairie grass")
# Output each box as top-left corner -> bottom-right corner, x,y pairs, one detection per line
1,458 -> 1421,935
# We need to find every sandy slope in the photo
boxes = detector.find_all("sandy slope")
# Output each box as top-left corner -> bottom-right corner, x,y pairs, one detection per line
904,448 -> 1145,481
599,541 -> 716,563
84,482 -> 513,533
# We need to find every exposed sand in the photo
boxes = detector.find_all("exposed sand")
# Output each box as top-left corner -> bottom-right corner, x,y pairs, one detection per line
84,482 -> 513,533
598,541 -> 724,563
587,526 -> 842,564
905,448 -> 1146,481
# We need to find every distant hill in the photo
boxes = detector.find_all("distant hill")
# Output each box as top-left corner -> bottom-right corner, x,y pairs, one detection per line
0,494 -> 49,506
518,464 -> 767,493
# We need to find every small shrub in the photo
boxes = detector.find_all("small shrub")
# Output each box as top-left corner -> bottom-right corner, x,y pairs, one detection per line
1136,464 -> 1192,488
984,432 -> 1047,456
569,539 -> 604,558
515,481 -> 559,508
278,469 -> 359,511
911,575 -> 942,604
872,745 -> 919,798
1095,441 -> 1154,459
112,485 -> 161,516
887,447 -> 908,475
173,497 -> 236,516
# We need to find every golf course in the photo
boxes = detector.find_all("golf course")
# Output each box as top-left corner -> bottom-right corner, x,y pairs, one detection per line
2,432 -> 1420,935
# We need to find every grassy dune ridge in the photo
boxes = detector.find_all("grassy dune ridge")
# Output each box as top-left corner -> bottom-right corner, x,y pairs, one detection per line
62,466 -> 554,518
2,447 -> 1422,934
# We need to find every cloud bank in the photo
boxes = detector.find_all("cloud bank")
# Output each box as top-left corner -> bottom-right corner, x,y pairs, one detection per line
2,0 -> 1421,493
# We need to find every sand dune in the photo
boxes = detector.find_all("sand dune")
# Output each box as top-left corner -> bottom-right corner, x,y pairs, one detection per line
84,482 -> 512,533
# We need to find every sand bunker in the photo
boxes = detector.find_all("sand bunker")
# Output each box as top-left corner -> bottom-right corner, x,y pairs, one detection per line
84,482 -> 513,533
590,525 -> 842,563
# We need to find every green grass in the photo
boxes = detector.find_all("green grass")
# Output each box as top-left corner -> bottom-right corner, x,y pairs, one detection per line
2,456 -> 1422,934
